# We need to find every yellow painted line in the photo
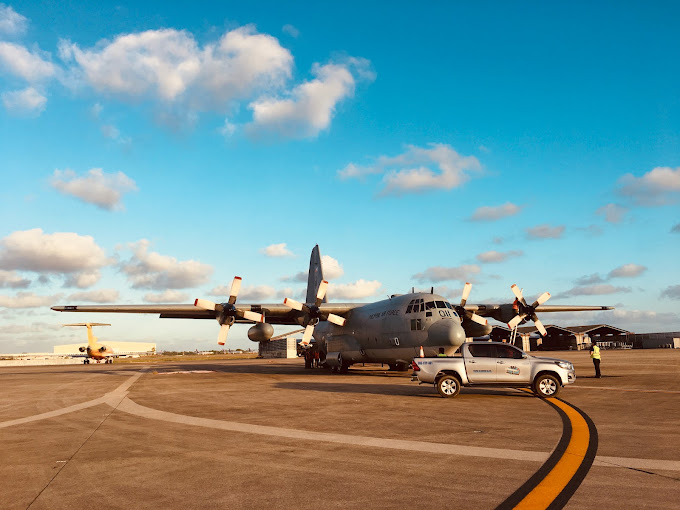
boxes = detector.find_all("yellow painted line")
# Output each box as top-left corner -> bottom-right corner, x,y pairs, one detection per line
514,397 -> 590,509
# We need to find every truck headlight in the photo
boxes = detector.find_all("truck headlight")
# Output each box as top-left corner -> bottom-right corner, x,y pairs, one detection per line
556,361 -> 573,370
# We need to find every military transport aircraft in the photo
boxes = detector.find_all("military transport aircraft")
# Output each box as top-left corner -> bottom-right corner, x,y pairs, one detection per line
63,323 -> 115,364
52,246 -> 613,372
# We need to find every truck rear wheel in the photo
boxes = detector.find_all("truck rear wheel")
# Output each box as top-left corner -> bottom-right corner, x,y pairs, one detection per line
533,374 -> 561,398
436,375 -> 461,398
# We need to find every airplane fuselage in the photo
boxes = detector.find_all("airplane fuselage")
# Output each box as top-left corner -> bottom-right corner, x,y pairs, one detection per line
314,292 -> 466,366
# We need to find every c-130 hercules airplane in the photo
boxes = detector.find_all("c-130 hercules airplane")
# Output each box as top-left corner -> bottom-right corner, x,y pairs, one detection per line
52,246 -> 613,372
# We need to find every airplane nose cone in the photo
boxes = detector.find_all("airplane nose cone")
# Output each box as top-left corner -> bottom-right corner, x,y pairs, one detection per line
427,320 -> 466,347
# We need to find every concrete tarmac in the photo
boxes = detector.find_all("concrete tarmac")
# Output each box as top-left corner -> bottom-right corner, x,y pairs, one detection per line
0,349 -> 678,509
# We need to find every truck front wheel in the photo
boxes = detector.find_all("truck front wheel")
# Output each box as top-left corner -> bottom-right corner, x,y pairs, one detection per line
436,375 -> 461,398
533,374 -> 561,398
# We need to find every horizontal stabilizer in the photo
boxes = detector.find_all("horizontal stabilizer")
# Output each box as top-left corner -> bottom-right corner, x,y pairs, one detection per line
62,323 -> 111,327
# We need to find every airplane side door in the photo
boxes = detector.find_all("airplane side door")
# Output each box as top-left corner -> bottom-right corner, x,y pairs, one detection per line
465,344 -> 497,383
495,345 -> 532,383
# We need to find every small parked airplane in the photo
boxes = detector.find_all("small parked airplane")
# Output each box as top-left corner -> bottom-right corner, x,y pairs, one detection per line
53,246 -> 613,372
63,323 -> 115,364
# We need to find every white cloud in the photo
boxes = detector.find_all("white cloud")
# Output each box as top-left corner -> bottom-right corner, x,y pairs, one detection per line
0,4 -> 28,36
120,240 -> 213,289
0,229 -> 109,275
321,255 -> 343,280
340,144 -> 481,196
249,59 -> 370,138
0,42 -> 55,81
237,285 -> 276,301
219,118 -> 236,137
282,24 -> 299,38
470,203 -> 522,221
555,284 -> 632,298
596,203 -> 627,223
328,279 -> 381,300
476,250 -> 523,263
526,224 -> 565,239
2,86 -> 46,115
412,265 -> 481,283
60,26 -> 292,110
617,166 -> 680,206
63,271 -> 101,288
261,243 -> 294,257
0,291 -> 62,308
608,263 -> 646,279
50,168 -> 137,211
143,290 -> 189,303
68,289 -> 120,303
574,274 -> 605,285
660,285 -> 680,300
0,269 -> 30,288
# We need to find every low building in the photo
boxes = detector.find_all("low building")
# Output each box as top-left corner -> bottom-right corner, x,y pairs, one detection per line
54,342 -> 156,356
627,332 -> 680,349
258,338 -> 298,359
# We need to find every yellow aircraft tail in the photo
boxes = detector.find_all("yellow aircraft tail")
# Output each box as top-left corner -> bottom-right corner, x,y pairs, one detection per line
62,323 -> 111,347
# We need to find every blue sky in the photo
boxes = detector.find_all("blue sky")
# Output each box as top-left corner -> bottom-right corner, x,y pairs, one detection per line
1,1 -> 678,353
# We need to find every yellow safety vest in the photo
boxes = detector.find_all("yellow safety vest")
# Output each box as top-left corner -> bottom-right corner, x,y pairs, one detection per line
590,345 -> 601,360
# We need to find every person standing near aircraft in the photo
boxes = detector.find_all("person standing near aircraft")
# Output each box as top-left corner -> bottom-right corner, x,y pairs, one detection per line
437,348 -> 447,357
590,343 -> 601,378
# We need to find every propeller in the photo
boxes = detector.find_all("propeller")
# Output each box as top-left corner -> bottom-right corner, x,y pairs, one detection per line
194,276 -> 264,345
282,280 -> 346,345
507,284 -> 551,336
455,282 -> 488,326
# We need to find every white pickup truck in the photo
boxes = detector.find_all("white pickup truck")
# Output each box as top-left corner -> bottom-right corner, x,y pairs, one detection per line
411,341 -> 575,398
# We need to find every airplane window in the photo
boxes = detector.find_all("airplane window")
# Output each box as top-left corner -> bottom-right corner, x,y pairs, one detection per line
425,301 -> 435,310
445,302 -> 452,309
406,304 -> 413,313
411,319 -> 416,331
418,302 -> 425,312
435,300 -> 446,308
416,318 -> 422,330
468,344 -> 494,357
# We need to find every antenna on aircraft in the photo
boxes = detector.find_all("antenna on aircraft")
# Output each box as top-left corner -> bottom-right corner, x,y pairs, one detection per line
430,287 -> 434,294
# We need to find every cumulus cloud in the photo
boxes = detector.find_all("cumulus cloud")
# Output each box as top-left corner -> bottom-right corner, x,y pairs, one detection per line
59,26 -> 292,109
143,290 -> 189,303
574,273 -> 605,286
0,229 -> 109,276
282,24 -> 299,38
555,284 -> 632,299
63,271 -> 101,288
328,279 -> 381,300
526,224 -> 565,239
660,285 -> 680,300
0,41 -> 55,81
261,243 -> 294,257
67,289 -> 120,303
321,255 -> 343,280
0,4 -> 28,36
249,58 -> 371,138
50,168 -> 137,211
470,203 -> 522,222
475,250 -> 523,263
120,240 -> 213,289
0,269 -> 30,288
338,144 -> 481,196
412,265 -> 481,283
0,291 -> 62,308
596,203 -> 627,223
617,166 -> 680,206
1,86 -> 46,115
608,263 -> 646,279
236,285 -> 276,301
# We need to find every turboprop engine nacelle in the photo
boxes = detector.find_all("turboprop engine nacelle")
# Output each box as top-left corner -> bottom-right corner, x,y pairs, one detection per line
247,323 -> 274,342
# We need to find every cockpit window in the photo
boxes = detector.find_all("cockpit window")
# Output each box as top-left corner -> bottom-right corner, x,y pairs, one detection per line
425,301 -> 435,310
406,299 -> 425,314
435,300 -> 447,309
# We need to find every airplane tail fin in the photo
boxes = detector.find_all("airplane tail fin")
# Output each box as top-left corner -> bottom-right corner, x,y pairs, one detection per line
306,245 -> 326,304
62,323 -> 110,347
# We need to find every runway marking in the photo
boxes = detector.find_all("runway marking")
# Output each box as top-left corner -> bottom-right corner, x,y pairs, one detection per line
0,371 -> 144,429
497,396 -> 598,509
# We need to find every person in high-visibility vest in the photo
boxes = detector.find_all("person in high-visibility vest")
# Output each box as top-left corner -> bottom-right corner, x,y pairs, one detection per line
437,347 -> 447,357
590,343 -> 601,378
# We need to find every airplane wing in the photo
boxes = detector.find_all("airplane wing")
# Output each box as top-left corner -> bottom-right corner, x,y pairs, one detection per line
466,304 -> 614,316
51,303 -> 362,326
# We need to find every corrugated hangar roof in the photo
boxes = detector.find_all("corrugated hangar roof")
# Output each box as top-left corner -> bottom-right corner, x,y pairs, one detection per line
491,324 -> 632,335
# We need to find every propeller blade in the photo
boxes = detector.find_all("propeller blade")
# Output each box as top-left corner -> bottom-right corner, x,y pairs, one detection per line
283,298 -> 304,311
510,284 -> 525,303
469,312 -> 488,326
316,280 -> 328,302
194,299 -> 217,311
241,310 -> 264,323
508,314 -> 525,330
460,282 -> 472,307
533,316 -> 547,337
301,324 -> 315,344
326,313 -> 346,326
532,291 -> 551,308
228,276 -> 242,305
217,323 -> 230,345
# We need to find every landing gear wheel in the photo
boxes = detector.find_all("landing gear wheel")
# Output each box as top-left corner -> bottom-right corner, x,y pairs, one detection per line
533,374 -> 561,398
436,375 -> 461,398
